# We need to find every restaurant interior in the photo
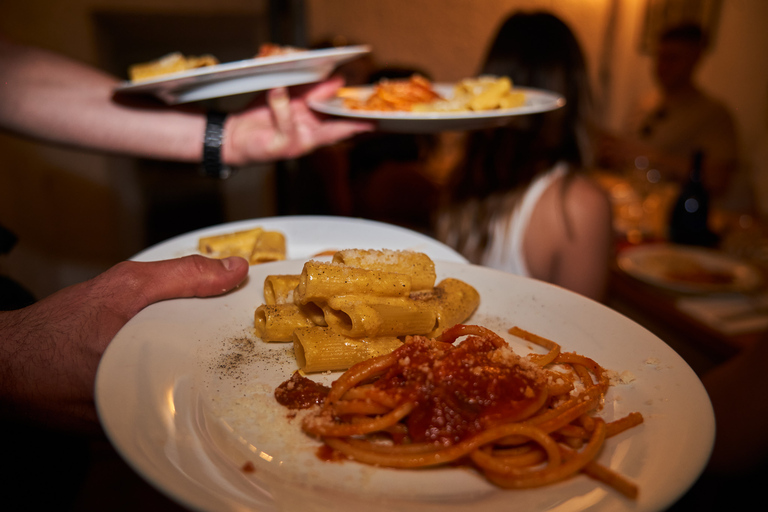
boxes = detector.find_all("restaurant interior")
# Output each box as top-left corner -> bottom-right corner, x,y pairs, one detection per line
2,0 -> 768,510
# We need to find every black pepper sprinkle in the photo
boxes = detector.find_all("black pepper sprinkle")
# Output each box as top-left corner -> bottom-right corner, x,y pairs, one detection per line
211,337 -> 258,380
207,335 -> 292,385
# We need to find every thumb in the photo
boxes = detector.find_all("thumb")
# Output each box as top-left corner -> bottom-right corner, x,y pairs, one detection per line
126,255 -> 249,307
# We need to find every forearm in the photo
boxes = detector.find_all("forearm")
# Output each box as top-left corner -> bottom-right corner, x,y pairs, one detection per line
0,305 -> 99,432
1,40 -> 372,167
0,256 -> 249,432
0,40 -> 204,162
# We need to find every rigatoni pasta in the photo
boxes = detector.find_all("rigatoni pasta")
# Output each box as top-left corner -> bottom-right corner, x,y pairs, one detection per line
322,295 -> 437,338
199,228 -> 264,259
253,249 -> 480,373
264,274 -> 300,305
198,227 -> 286,265
254,304 -> 315,342
332,249 -> 436,291
250,230 -> 286,264
294,260 -> 412,304
421,278 -> 481,337
293,327 -> 402,373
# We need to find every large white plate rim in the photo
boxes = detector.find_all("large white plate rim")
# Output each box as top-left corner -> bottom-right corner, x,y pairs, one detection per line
96,260 -> 714,512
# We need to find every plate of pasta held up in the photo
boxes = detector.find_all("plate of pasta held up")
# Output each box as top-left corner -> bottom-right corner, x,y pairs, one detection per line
96,249 -> 714,512
308,74 -> 566,133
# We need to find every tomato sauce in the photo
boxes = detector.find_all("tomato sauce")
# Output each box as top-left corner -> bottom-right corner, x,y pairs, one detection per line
274,371 -> 330,409
275,330 -> 547,448
375,334 -> 546,445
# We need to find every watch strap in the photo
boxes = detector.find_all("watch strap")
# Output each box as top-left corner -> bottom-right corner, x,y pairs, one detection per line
201,111 -> 234,179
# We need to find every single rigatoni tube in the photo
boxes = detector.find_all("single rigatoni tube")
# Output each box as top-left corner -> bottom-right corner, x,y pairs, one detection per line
250,230 -> 286,264
323,295 -> 437,338
254,303 -> 315,342
332,249 -> 436,291
263,274 -> 300,305
295,260 -> 412,304
293,326 -> 402,373
198,227 -> 263,258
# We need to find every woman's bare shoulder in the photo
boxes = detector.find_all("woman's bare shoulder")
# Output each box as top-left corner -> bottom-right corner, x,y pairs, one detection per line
559,173 -> 611,226
536,171 -> 610,228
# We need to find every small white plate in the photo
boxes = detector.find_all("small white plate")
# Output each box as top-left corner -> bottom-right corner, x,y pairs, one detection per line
130,215 -> 467,264
115,46 -> 370,104
617,243 -> 763,294
96,259 -> 714,512
308,85 -> 565,133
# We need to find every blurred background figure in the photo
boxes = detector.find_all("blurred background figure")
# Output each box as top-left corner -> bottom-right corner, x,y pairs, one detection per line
434,11 -> 612,302
597,22 -> 740,204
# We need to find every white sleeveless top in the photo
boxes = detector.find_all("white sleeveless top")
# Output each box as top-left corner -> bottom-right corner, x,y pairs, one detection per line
480,162 -> 568,277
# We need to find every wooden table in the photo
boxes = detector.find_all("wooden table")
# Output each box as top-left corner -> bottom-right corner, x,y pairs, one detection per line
606,259 -> 764,375
592,168 -> 768,373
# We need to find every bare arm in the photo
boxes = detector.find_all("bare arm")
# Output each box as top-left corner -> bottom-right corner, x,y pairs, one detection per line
0,255 -> 249,433
0,40 -> 205,162
0,40 -> 372,165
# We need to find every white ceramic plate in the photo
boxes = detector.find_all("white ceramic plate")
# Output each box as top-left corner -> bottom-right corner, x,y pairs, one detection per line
96,260 -> 714,512
115,46 -> 370,104
130,215 -> 467,264
308,85 -> 565,133
617,243 -> 763,294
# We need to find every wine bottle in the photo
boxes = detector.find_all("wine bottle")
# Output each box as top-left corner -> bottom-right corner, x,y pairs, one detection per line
668,150 -> 718,246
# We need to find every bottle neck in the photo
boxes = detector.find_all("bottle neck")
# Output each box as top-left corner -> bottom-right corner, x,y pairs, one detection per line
690,150 -> 704,182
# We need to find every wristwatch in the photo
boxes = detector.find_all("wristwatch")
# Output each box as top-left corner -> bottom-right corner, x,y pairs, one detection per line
201,111 -> 234,179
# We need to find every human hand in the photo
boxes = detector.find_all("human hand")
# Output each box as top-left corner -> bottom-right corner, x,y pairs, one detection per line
0,255 -> 249,433
223,76 -> 374,164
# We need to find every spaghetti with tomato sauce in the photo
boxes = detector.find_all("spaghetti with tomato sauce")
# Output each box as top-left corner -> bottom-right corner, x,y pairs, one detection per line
275,324 -> 643,499
375,331 -> 548,445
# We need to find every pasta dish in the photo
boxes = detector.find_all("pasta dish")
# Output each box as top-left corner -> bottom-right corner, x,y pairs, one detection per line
339,74 -> 526,112
339,75 -> 442,111
275,324 -> 643,499
254,249 -> 479,373
127,43 -> 305,82
128,52 -> 219,82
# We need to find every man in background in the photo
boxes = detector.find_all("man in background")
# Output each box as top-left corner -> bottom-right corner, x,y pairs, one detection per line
598,23 -> 739,201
